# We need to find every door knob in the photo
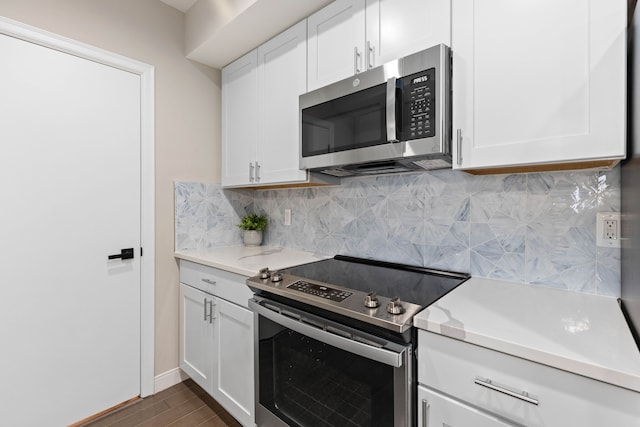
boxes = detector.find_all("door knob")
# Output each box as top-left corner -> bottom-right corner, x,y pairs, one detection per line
108,248 -> 134,260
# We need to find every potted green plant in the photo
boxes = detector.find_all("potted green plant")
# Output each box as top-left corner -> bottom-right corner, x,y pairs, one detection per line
237,213 -> 268,246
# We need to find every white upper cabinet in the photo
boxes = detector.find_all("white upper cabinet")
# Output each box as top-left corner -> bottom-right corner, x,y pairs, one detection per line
222,22 -> 320,188
221,50 -> 258,187
307,0 -> 366,91
366,0 -> 451,67
257,20 -> 308,184
452,0 -> 627,171
307,0 -> 451,91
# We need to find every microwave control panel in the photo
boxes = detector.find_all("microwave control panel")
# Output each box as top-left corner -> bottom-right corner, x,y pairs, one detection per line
403,68 -> 436,140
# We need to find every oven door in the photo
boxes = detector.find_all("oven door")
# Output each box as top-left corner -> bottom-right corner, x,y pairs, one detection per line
250,296 -> 412,427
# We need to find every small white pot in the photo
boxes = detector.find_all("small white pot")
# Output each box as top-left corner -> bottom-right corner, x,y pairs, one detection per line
243,230 -> 263,247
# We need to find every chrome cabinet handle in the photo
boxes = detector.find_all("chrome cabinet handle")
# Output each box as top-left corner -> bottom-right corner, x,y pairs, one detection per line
474,377 -> 539,406
203,298 -> 216,323
201,278 -> 216,285
354,46 -> 362,74
366,40 -> 375,69
456,129 -> 462,166
255,161 -> 260,182
421,399 -> 429,427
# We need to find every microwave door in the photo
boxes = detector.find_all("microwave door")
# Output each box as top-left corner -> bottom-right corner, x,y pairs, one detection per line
302,116 -> 335,156
300,81 -> 401,170
304,83 -> 388,154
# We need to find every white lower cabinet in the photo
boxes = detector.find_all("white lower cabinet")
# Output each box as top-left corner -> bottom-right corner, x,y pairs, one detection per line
179,260 -> 255,427
212,297 -> 254,426
179,283 -> 215,392
418,385 -> 517,427
417,330 -> 640,427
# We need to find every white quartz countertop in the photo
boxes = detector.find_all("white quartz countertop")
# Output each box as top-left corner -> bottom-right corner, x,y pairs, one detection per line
414,277 -> 640,393
174,246 -> 330,277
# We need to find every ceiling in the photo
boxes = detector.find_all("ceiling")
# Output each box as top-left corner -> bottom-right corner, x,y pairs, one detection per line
160,0 -> 198,13
160,0 -> 334,68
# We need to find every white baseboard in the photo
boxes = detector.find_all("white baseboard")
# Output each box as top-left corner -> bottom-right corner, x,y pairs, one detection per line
154,367 -> 189,393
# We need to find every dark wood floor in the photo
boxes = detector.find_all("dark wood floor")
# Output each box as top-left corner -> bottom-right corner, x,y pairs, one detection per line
80,379 -> 242,427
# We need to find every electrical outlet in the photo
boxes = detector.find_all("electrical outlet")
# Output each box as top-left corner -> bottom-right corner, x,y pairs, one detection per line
604,219 -> 618,240
597,212 -> 621,248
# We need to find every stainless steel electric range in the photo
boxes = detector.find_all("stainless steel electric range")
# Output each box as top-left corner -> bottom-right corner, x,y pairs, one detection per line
247,255 -> 469,427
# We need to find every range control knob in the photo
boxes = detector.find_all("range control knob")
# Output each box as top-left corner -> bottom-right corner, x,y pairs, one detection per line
258,267 -> 271,279
387,297 -> 406,315
270,271 -> 283,283
364,292 -> 380,308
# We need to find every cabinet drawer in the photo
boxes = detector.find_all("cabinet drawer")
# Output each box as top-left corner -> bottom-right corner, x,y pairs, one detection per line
179,260 -> 254,308
418,330 -> 640,427
418,385 -> 518,427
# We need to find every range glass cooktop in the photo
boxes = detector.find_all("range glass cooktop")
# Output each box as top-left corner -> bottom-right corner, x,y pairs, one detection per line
280,255 -> 468,308
247,255 -> 470,333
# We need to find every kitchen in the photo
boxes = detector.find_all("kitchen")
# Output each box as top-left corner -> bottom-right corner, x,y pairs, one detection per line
1,0 -> 639,426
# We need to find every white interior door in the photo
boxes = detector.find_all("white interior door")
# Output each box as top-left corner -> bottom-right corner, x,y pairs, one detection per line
0,31 -> 142,426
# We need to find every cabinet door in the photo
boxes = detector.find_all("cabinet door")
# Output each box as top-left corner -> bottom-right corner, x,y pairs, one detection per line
366,0 -> 451,68
257,21 -> 308,184
418,385 -> 518,427
222,50 -> 258,186
418,330 -> 640,427
213,298 -> 254,427
307,0 -> 366,91
179,283 -> 215,394
452,0 -> 626,171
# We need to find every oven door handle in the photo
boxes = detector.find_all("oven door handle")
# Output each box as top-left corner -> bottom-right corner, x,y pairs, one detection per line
250,299 -> 407,368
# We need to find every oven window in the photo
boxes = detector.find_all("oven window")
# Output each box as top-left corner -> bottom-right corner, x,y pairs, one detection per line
258,315 -> 394,427
301,83 -> 387,157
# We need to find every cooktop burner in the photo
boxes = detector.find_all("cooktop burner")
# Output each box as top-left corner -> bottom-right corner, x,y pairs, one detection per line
246,255 -> 469,333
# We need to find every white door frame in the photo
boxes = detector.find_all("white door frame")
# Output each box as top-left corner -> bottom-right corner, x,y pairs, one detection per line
0,16 -> 155,397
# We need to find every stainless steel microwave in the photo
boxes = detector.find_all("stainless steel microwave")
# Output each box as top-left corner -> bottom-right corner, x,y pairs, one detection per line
299,44 -> 451,177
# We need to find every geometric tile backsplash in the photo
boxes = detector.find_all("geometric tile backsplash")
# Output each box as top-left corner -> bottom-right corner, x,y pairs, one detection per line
175,167 -> 621,297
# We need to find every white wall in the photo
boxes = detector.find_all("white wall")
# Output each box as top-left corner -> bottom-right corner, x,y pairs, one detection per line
0,0 -> 220,378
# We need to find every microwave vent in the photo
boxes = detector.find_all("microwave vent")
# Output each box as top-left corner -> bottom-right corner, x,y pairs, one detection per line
411,158 -> 451,170
320,169 -> 354,177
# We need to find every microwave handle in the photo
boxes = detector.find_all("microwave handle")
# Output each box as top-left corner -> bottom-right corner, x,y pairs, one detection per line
386,77 -> 399,143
